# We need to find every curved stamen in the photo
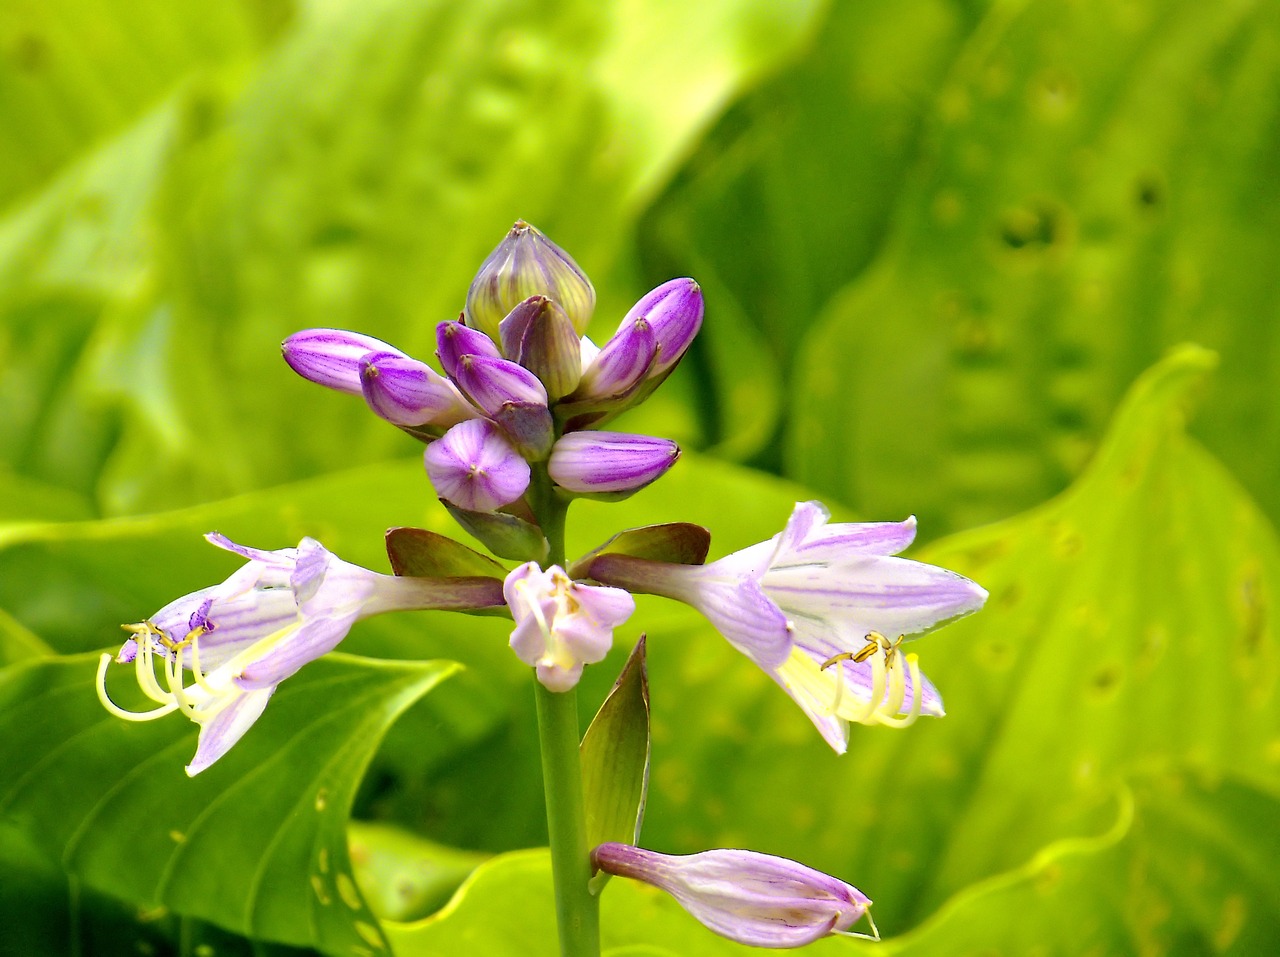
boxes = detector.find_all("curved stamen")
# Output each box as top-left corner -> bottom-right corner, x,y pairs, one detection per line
133,636 -> 173,706
96,653 -> 179,722
877,653 -> 924,728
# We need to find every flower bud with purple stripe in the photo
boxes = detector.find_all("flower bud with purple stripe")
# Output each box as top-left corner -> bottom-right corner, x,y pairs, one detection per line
360,351 -> 477,428
592,843 -> 875,948
437,319 -> 501,380
573,316 -> 657,402
282,328 -> 400,395
548,431 -> 680,495
466,220 -> 596,340
453,355 -> 554,458
424,419 -> 531,511
627,278 -> 704,376
498,296 -> 582,400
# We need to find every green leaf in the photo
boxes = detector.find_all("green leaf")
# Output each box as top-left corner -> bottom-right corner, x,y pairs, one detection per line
581,636 -> 651,856
791,0 -> 1280,534
569,523 -> 710,580
385,527 -> 508,579
878,772 -> 1280,956
0,651 -> 458,954
641,0 -> 984,461
385,848 -> 770,957
442,503 -> 550,564
348,820 -> 489,923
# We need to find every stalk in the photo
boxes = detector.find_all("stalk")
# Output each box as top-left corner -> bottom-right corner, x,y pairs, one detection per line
530,468 -> 600,957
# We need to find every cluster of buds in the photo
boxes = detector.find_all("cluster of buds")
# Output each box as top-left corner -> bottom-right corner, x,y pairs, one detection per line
283,222 -> 699,524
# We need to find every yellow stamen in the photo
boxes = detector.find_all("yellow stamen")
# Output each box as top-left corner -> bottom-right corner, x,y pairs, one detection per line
95,653 -> 178,722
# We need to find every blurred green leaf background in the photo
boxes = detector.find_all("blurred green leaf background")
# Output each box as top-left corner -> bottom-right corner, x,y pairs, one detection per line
2,0 -> 1278,954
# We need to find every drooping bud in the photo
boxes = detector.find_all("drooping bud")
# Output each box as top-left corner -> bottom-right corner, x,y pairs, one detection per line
282,328 -> 399,395
465,221 -> 596,340
437,319 -> 501,380
498,296 -> 583,400
591,843 -> 875,948
626,278 -> 703,376
453,355 -> 553,458
360,352 -> 478,428
548,431 -> 680,496
423,419 -> 531,512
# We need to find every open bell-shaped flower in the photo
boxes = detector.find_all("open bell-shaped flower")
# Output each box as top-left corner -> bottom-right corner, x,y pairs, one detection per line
465,221 -> 596,341
585,501 -> 987,751
97,534 -> 505,775
504,563 -> 635,691
592,843 -> 875,948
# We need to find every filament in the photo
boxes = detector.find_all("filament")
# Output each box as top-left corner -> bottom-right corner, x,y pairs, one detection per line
95,653 -> 178,722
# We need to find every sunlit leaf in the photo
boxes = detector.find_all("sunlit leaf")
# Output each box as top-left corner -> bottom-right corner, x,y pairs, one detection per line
0,651 -> 457,954
581,636 -> 651,855
792,0 -> 1280,534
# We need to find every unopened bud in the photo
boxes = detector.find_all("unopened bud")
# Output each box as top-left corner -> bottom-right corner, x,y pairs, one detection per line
282,328 -> 399,395
548,431 -> 680,496
423,420 -> 531,512
498,296 -> 583,400
592,843 -> 874,948
465,221 -> 595,340
359,352 -> 477,428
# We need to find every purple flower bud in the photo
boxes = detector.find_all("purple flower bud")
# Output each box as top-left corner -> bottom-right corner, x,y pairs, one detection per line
454,354 -> 554,458
424,419 -> 531,511
592,843 -> 874,948
548,431 -> 680,495
360,351 -> 478,428
623,278 -> 703,376
436,319 -> 501,380
498,296 -> 583,400
466,220 -> 596,340
282,328 -> 400,395
574,317 -> 657,401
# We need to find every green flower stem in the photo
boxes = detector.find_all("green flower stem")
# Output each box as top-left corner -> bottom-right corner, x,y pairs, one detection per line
530,467 -> 600,957
535,680 -> 600,957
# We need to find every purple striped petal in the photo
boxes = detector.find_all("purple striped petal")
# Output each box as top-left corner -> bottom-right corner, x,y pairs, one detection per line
423,419 -> 531,511
282,328 -> 399,395
548,431 -> 680,494
360,351 -> 477,428
622,278 -> 704,375
436,319 -> 501,379
186,686 -> 275,776
592,843 -> 870,948
575,317 -> 657,400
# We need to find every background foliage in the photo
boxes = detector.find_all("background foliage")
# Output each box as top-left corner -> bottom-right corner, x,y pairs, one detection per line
2,1 -> 1277,954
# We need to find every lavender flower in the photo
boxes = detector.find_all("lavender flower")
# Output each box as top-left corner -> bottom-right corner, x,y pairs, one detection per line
505,563 -> 635,691
96,534 -> 504,774
586,501 -> 987,751
424,419 -> 532,511
593,843 -> 875,948
548,431 -> 680,495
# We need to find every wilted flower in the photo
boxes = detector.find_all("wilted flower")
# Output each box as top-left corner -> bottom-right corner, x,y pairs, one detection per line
97,534 -> 504,774
592,843 -> 875,948
586,501 -> 987,751
424,419 -> 532,511
505,563 -> 635,691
